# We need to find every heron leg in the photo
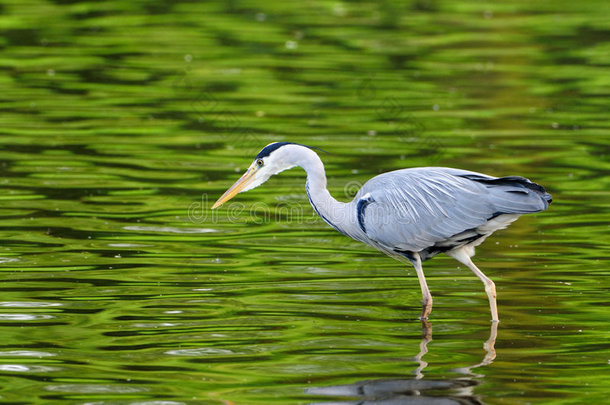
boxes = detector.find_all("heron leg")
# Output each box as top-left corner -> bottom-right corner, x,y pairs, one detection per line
410,252 -> 433,320
449,247 -> 499,322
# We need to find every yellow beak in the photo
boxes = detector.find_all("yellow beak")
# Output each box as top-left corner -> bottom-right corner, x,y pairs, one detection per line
211,166 -> 257,209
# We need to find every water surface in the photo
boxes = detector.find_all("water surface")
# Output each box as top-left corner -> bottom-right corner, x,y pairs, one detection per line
0,0 -> 608,403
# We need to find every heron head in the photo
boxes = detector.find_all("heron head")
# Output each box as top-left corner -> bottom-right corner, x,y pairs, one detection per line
211,142 -> 301,209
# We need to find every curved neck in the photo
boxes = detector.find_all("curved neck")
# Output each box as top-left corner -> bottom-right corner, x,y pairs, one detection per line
295,148 -> 350,235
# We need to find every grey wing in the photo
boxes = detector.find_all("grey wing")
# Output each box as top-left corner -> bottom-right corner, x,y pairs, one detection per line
354,167 -> 550,254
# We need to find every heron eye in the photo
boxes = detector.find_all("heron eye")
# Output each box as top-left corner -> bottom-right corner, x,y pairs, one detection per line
256,159 -> 264,167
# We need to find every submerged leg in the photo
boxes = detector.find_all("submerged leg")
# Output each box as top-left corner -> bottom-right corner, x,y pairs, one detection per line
410,252 -> 433,320
449,247 -> 499,322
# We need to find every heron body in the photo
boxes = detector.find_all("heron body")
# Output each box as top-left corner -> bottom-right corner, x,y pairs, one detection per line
212,142 -> 552,321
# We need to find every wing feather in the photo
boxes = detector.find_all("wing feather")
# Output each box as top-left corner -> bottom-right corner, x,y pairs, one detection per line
354,167 -> 550,253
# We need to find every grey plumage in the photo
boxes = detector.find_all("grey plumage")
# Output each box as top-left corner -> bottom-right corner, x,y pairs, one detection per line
351,167 -> 551,260
213,142 -> 552,321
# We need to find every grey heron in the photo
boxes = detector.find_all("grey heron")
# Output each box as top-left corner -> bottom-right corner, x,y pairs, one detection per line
212,142 -> 552,322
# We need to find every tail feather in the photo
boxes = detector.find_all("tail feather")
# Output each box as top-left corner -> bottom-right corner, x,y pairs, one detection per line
460,174 -> 552,213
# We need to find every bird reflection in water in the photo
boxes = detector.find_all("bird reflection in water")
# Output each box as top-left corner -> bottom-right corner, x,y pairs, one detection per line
306,321 -> 498,405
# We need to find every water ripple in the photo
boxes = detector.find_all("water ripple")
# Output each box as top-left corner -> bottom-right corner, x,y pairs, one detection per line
123,226 -> 218,234
45,384 -> 148,394
0,301 -> 62,308
0,314 -> 54,321
0,364 -> 59,372
165,347 -> 237,356
0,351 -> 56,357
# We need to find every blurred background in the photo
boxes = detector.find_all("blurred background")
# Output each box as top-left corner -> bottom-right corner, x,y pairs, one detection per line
0,0 -> 608,403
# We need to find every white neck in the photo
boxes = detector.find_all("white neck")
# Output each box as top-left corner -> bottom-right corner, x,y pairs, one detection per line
291,147 -> 352,236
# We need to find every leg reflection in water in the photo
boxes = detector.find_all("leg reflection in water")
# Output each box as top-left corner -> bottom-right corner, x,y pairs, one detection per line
306,321 -> 498,404
452,321 -> 498,377
412,320 -> 432,380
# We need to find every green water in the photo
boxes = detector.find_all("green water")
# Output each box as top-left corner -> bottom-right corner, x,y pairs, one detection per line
0,0 -> 608,403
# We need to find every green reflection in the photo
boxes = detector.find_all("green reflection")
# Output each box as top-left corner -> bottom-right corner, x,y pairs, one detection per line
0,0 -> 607,403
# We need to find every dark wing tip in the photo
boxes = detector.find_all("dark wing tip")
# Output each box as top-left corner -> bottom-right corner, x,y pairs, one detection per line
460,173 -> 552,208
544,192 -> 552,205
